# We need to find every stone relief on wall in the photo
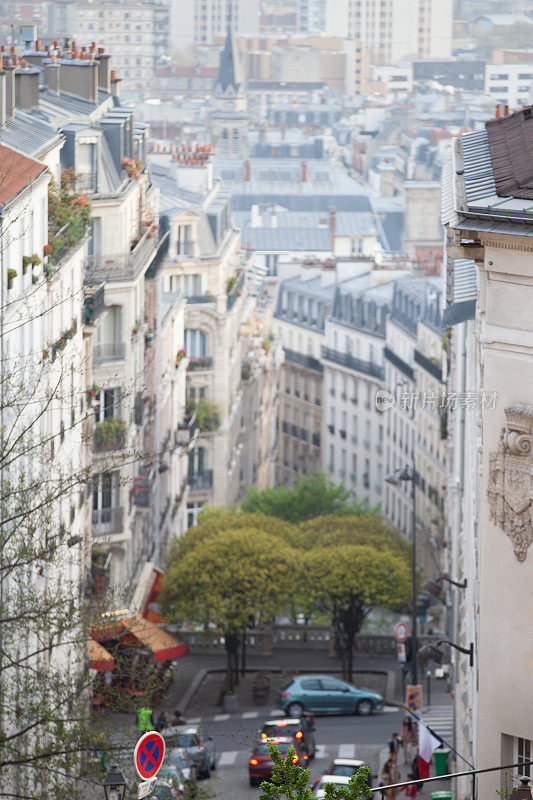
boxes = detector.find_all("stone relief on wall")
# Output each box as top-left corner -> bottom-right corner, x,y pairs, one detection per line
487,404 -> 533,561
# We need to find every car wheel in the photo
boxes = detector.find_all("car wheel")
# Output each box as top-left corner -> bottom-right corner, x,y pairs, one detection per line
211,757 -> 216,771
356,699 -> 373,716
201,765 -> 211,779
287,702 -> 304,717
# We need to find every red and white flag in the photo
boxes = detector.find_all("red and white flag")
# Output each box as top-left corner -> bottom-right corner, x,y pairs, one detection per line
418,719 -> 441,777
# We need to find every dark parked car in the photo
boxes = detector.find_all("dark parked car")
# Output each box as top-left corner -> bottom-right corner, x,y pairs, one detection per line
248,737 -> 309,787
278,675 -> 383,716
166,748 -> 198,787
163,726 -> 216,778
260,718 -> 316,758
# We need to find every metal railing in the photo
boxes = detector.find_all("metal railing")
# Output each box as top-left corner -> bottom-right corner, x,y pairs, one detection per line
84,225 -> 159,284
187,357 -> 213,371
414,347 -> 443,382
92,506 -> 124,534
187,470 -> 213,490
227,269 -> 245,311
93,342 -> 125,363
283,347 -> 323,373
383,345 -> 414,381
322,347 -> 384,380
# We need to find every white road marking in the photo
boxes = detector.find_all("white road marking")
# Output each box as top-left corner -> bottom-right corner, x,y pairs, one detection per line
383,706 -> 400,713
218,751 -> 238,766
315,745 -> 328,759
187,717 -> 201,724
214,714 -> 230,722
242,711 -> 259,719
338,744 -> 356,759
269,709 -> 284,716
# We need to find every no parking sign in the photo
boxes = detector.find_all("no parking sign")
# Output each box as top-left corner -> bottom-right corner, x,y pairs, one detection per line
133,730 -> 165,781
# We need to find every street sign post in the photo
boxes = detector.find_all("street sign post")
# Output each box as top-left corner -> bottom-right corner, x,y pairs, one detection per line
134,730 -> 165,781
137,777 -> 158,799
394,621 -> 408,643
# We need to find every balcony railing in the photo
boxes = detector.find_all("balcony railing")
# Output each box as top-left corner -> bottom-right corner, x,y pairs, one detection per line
227,270 -> 245,311
85,225 -> 160,285
187,470 -> 213,490
93,342 -> 126,363
133,465 -> 155,507
175,410 -> 198,446
186,295 -> 215,304
322,347 -> 384,380
414,348 -> 443,382
283,347 -> 323,373
383,346 -> 414,381
92,507 -> 124,535
187,357 -> 213,372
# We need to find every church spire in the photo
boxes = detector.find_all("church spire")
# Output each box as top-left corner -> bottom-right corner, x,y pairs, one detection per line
215,25 -> 245,97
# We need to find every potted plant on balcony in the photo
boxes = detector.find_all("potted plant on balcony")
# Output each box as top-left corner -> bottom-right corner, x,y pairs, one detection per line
42,347 -> 49,362
7,269 -> 17,289
262,337 -> 272,352
95,417 -> 126,450
175,348 -> 186,367
90,384 -> 101,399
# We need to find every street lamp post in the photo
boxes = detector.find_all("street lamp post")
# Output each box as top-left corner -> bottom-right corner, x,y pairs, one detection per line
386,457 -> 418,686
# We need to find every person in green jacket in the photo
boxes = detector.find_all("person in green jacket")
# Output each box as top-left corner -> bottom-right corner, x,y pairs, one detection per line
137,706 -> 154,733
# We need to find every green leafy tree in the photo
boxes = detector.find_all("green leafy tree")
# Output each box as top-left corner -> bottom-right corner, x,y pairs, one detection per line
161,525 -> 300,691
298,515 -> 410,556
258,743 -> 371,800
306,544 -> 410,682
242,473 -> 379,522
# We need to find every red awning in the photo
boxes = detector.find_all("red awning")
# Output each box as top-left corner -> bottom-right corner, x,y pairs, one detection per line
89,639 -> 115,671
122,615 -> 188,662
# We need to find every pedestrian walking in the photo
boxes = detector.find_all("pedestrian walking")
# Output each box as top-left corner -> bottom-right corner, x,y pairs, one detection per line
155,710 -> 168,731
137,706 -> 154,734
401,716 -> 417,765
302,712 -> 315,732
380,757 -> 400,800
388,732 -> 402,762
172,708 -> 187,726
401,774 -> 418,797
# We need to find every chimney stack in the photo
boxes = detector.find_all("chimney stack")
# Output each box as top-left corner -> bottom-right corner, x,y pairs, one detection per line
110,69 -> 121,97
495,104 -> 501,119
301,160 -> 307,182
0,71 -> 6,127
329,205 -> 336,253
15,66 -> 39,110
96,50 -> 111,92
60,59 -> 98,103
504,104 -> 509,116
244,159 -> 251,181
45,60 -> 60,95
4,64 -> 15,115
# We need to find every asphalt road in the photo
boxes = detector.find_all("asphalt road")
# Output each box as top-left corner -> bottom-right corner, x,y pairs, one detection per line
193,706 -> 402,800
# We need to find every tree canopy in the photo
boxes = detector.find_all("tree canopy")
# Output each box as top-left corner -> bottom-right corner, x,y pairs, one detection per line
242,472 -> 379,522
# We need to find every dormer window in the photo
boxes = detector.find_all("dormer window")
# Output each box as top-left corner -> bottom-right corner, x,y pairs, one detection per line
177,224 -> 193,257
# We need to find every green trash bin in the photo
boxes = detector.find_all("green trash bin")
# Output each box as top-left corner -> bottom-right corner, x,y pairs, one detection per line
433,748 -> 451,776
430,793 -> 452,800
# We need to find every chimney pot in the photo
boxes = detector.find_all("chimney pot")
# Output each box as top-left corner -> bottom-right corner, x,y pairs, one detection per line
110,69 -> 116,80
244,159 -> 251,181
71,41 -> 76,52
53,40 -> 58,48
495,104 -> 501,119
504,104 -> 509,116
98,47 -> 105,54
35,40 -> 41,51
301,160 -> 307,182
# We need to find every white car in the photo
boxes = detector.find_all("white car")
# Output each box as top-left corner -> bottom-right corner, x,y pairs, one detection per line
313,775 -> 351,798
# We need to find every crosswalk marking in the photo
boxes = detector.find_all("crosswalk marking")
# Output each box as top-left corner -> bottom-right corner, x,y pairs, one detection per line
315,745 -> 327,759
214,713 -> 230,722
187,717 -> 201,724
338,744 -> 356,759
242,711 -> 259,719
269,709 -> 284,716
383,706 -> 400,713
218,750 -> 238,766
419,706 -> 454,743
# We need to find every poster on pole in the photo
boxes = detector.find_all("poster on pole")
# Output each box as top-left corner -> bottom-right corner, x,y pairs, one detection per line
396,642 -> 406,663
406,684 -> 423,714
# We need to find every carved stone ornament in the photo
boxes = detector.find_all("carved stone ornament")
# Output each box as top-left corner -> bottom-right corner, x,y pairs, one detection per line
487,404 -> 533,561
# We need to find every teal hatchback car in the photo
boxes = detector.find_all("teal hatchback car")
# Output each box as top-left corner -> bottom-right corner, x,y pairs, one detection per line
278,675 -> 383,717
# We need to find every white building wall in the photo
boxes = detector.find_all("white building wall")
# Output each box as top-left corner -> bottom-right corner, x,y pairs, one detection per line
484,63 -> 533,108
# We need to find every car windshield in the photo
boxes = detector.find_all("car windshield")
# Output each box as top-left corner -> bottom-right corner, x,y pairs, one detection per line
263,723 -> 299,737
279,680 -> 293,691
254,744 -> 271,756
331,765 -> 359,777
168,751 -> 190,769
166,733 -> 196,748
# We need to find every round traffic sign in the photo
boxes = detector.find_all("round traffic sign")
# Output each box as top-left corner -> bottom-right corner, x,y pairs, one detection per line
134,731 -> 165,780
393,621 -> 408,643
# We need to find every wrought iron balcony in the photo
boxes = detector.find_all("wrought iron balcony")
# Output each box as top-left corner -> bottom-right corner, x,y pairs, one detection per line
283,347 -> 323,373
187,470 -> 213,490
322,346 -> 384,380
93,342 -> 125,363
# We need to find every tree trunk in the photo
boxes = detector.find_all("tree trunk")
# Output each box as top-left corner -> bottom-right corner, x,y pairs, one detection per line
225,632 -> 238,693
241,631 -> 246,677
234,646 -> 239,686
